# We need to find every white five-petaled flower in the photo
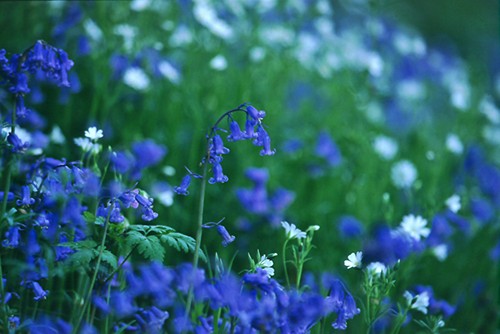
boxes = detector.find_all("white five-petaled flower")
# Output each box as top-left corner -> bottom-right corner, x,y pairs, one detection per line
256,255 -> 275,277
84,127 -> 104,141
404,291 -> 429,314
366,262 -> 387,276
344,251 -> 362,269
399,214 -> 430,241
391,160 -> 417,189
281,221 -> 306,240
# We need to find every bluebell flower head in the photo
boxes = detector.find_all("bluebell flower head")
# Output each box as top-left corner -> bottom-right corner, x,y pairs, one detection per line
8,316 -> 20,331
208,160 -> 228,184
227,120 -> 246,141
338,215 -> 364,239
31,281 -> 48,301
174,174 -> 192,195
132,139 -> 167,170
135,307 -> 169,334
246,105 -> 266,120
16,185 -> 35,206
3,225 -> 21,248
7,132 -> 29,153
216,225 -> 235,247
254,126 -> 275,156
135,193 -> 158,221
244,118 -> 258,139
471,197 -> 494,223
211,134 -> 230,155
245,167 -> 269,184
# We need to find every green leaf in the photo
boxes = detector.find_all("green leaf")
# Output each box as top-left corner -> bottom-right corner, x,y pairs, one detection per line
59,240 -> 97,250
125,230 -> 164,261
160,232 -> 206,262
101,250 -> 118,269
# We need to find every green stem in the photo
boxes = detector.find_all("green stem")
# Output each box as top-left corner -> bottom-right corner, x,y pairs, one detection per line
73,215 -> 111,333
282,239 -> 290,288
184,162 -> 208,321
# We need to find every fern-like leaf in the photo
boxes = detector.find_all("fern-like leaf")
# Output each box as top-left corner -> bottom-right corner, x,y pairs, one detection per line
160,232 -> 206,262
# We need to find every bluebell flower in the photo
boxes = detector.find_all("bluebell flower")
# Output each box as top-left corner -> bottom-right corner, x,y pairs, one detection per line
244,118 -> 257,139
208,160 -> 228,184
16,95 -> 29,118
132,139 -> 167,170
338,215 -> 364,239
135,307 -> 169,334
216,225 -> 235,247
110,150 -> 135,174
109,291 -> 137,318
246,105 -> 266,120
7,133 -> 29,153
16,185 -> 35,206
211,134 -> 230,155
254,126 -> 275,156
227,120 -> 246,141
470,197 -> 494,223
0,191 -> 15,202
8,316 -> 20,331
135,193 -> 158,221
174,174 -> 191,195
31,281 -> 48,301
29,316 -> 72,334
10,72 -> 30,94
245,167 -> 269,184
3,225 -> 21,248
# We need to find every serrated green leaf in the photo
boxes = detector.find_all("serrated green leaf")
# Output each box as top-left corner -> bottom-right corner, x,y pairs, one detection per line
101,250 -> 118,269
83,211 -> 96,223
66,248 -> 95,268
59,240 -> 97,250
136,235 -> 164,261
160,232 -> 206,262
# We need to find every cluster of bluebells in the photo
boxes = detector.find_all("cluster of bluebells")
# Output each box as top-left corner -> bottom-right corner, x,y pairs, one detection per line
174,103 -> 275,195
85,261 -> 359,333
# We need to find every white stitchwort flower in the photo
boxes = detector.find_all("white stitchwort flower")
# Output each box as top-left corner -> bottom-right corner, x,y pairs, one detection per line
404,291 -> 429,314
344,251 -> 362,269
391,160 -> 417,189
50,126 -> 65,144
432,244 -> 448,261
399,214 -> 430,241
366,262 -> 387,276
256,255 -> 275,277
123,67 -> 150,91
446,133 -> 463,155
210,55 -> 228,71
84,127 -> 103,141
445,194 -> 461,213
373,135 -> 398,160
281,221 -> 306,240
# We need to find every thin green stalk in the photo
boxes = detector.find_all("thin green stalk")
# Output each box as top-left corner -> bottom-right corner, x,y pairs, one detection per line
282,239 -> 290,288
184,162 -> 208,320
73,214 -> 111,333
296,256 -> 304,288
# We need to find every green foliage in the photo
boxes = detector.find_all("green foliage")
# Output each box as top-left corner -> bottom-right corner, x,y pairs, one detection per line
60,240 -> 117,271
123,225 -> 206,262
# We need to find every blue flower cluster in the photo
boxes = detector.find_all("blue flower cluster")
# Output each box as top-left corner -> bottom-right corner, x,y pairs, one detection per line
175,104 -> 275,195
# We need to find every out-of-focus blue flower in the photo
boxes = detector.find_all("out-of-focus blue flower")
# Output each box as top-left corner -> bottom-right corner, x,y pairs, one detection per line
3,225 -> 21,248
414,285 -> 456,318
338,215 -> 364,239
132,139 -> 167,170
470,198 -> 494,223
135,307 -> 169,334
216,225 -> 235,247
8,316 -> 20,331
29,316 -> 72,334
174,174 -> 191,195
7,133 -> 29,153
316,131 -> 342,167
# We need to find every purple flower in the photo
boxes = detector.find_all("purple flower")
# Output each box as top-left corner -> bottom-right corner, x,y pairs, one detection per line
254,126 -> 275,156
316,131 -> 342,167
338,216 -> 364,239
216,225 -> 235,247
135,194 -> 158,221
209,161 -> 228,184
174,174 -> 191,195
135,307 -> 169,334
227,120 -> 246,141
211,134 -> 229,155
16,185 -> 35,206
132,139 -> 167,170
7,133 -> 29,153
3,226 -> 20,248
31,281 -> 48,301
246,105 -> 266,120
9,72 -> 30,94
